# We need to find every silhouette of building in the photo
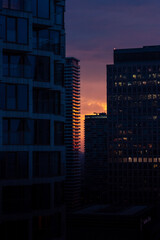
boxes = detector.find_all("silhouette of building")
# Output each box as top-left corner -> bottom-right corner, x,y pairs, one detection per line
107,46 -> 160,205
0,1 -> 66,239
65,57 -> 81,211
67,205 -> 155,240
84,113 -> 107,203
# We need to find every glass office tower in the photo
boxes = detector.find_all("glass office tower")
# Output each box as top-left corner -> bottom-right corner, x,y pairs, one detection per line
0,1 -> 66,239
107,46 -> 160,205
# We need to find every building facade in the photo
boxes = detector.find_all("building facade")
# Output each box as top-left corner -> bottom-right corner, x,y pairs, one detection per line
84,113 -> 107,203
0,0 -> 66,239
107,46 -> 160,205
65,57 -> 81,211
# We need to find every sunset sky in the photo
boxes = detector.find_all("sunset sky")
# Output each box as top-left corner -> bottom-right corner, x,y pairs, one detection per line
66,0 -> 160,151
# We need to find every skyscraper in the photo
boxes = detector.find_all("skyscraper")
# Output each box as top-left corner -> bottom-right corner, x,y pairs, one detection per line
0,1 -> 66,239
107,46 -> 160,205
65,57 -> 81,211
84,113 -> 107,203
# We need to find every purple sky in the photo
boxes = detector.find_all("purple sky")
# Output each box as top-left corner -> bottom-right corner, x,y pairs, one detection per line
65,0 -> 160,150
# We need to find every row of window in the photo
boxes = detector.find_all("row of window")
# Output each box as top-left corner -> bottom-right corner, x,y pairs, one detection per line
2,182 -> 64,213
3,118 -> 64,145
1,213 -> 62,240
0,151 -> 62,179
3,53 -> 64,85
2,0 -> 64,24
0,83 -> 62,114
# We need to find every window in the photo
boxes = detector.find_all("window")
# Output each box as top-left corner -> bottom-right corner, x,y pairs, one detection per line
54,182 -> 64,207
3,118 -> 50,145
32,215 -> 54,240
3,16 -> 28,44
0,83 -> 28,111
0,220 -> 29,240
32,184 -> 50,210
2,185 -> 32,213
33,87 -> 61,114
33,29 -> 61,54
54,121 -> 64,145
54,62 -> 64,86
2,0 -> 24,11
0,152 -> 28,179
55,5 -> 64,26
33,0 -> 50,19
33,151 -> 61,178
3,53 -> 50,81
30,55 -> 50,82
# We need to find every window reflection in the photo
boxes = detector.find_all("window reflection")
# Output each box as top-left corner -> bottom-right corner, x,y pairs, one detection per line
3,118 -> 50,145
33,0 -> 50,19
2,0 -> 24,10
3,16 -> 28,44
0,83 -> 28,111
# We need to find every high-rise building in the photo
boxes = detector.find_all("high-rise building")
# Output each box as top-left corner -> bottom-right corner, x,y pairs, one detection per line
65,57 -> 81,211
0,1 -> 66,239
84,113 -> 107,203
107,46 -> 160,205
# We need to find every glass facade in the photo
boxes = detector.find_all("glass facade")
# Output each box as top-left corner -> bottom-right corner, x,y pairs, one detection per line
106,46 -> 160,205
0,0 -> 65,239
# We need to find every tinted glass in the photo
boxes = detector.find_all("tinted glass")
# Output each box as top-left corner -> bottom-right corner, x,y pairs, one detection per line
38,0 -> 50,18
7,17 -> 16,42
3,119 -> 9,144
3,55 -> 8,77
7,85 -> 16,110
17,18 -> 28,44
0,84 -> 5,109
17,85 -> 28,111
2,0 -> 8,8
35,56 -> 50,82
10,0 -> 24,10
10,55 -> 23,78
55,6 -> 64,25
39,29 -> 49,50
1,16 -> 6,41
32,0 -> 37,16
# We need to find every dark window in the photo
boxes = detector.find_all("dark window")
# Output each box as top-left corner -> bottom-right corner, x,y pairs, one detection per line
7,17 -> 16,42
32,215 -> 54,240
3,53 -> 48,80
30,55 -> 50,82
54,181 -> 64,207
0,83 -> 28,111
32,184 -> 50,210
0,220 -> 29,240
33,87 -> 61,114
33,151 -> 61,178
2,0 -> 9,8
54,62 -> 64,86
17,18 -> 28,44
3,118 -> 50,145
54,121 -> 64,145
2,185 -> 32,213
3,0 -> 24,10
33,0 -> 50,19
55,5 -> 64,26
0,152 -> 28,179
33,29 -> 61,55
4,16 -> 28,44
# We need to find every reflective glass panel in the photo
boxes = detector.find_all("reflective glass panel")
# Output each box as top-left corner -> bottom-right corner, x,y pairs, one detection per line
7,17 -> 16,42
17,18 -> 28,44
